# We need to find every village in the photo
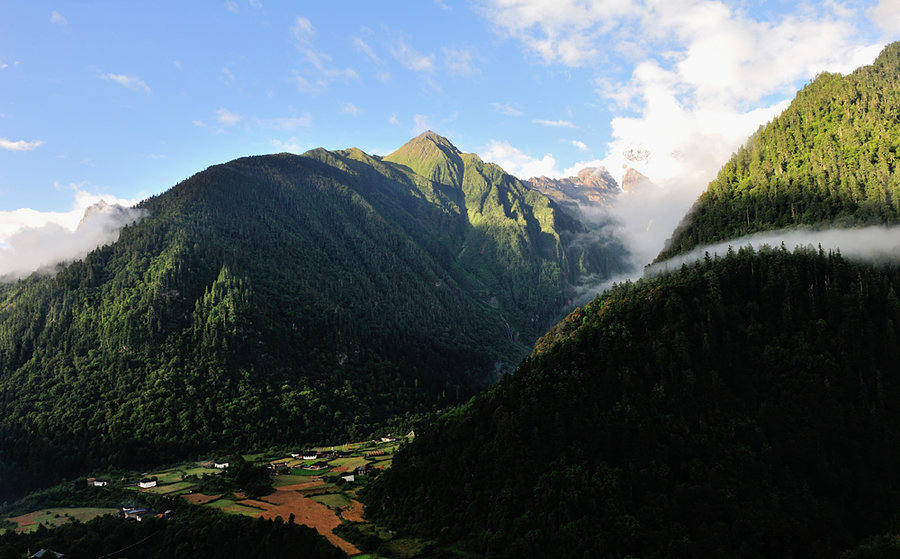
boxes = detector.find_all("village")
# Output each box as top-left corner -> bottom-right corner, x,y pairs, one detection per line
2,433 -> 413,558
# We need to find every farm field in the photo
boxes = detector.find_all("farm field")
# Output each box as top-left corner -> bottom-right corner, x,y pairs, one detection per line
1,436 -> 405,555
6,507 -> 118,533
144,481 -> 196,495
239,484 -> 362,556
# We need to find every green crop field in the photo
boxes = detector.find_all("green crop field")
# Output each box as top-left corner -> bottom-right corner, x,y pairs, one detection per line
204,499 -> 238,510
182,466 -> 220,477
290,467 -> 323,476
272,474 -> 316,487
145,481 -> 197,495
221,503 -> 265,517
149,470 -> 185,484
310,493 -> 351,509
329,456 -> 369,470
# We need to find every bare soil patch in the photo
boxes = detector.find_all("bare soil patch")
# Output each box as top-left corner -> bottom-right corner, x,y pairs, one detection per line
341,499 -> 365,522
181,492 -> 222,505
239,484 -> 361,556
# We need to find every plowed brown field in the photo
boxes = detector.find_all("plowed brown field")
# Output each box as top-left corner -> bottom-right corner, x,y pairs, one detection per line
341,499 -> 365,522
242,483 -> 361,556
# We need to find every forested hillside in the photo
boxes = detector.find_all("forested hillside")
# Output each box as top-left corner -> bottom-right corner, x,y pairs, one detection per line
0,133 -> 625,499
368,246 -> 900,557
659,41 -> 900,260
365,43 -> 900,557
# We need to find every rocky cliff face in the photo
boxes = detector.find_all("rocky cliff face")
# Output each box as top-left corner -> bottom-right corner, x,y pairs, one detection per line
525,166 -> 620,207
621,167 -> 654,193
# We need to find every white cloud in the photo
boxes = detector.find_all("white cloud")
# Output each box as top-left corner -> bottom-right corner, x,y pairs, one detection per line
340,102 -> 362,116
444,47 -> 479,76
412,114 -> 431,135
222,66 -> 235,84
570,140 -> 588,151
0,185 -> 146,279
479,140 -> 558,178
354,37 -> 381,64
225,0 -> 239,13
354,37 -> 391,82
271,138 -> 305,153
480,0 -> 886,266
290,17 -> 359,94
480,0 -> 639,66
50,10 -> 68,28
216,108 -> 241,126
869,0 -> 900,34
533,119 -> 574,128
491,102 -> 523,116
0,138 -> 43,152
99,72 -> 151,94
389,113 -> 400,125
391,39 -> 435,72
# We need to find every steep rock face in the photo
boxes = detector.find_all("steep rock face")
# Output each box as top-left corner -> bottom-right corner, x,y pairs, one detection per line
526,166 -> 621,207
621,167 -> 654,193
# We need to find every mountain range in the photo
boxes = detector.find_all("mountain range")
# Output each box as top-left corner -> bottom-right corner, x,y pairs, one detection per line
0,131 -> 626,499
3,37 -> 900,559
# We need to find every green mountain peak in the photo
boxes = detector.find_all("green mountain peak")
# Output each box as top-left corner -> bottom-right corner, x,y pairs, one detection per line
384,131 -> 464,187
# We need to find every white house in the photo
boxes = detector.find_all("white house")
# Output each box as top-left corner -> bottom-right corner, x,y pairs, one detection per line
138,479 -> 157,489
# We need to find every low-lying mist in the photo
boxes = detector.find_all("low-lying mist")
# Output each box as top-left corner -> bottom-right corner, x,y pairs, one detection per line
575,225 -> 900,304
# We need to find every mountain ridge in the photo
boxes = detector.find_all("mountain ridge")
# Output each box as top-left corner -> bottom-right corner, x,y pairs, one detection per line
0,133 -> 626,499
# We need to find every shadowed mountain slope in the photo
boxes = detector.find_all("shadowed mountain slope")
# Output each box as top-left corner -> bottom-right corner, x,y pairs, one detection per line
0,133 -> 626,499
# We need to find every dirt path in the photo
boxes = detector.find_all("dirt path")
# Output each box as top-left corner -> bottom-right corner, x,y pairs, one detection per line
242,484 -> 361,556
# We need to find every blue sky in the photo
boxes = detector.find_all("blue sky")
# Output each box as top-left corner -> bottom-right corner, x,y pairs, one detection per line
1,0 -> 898,274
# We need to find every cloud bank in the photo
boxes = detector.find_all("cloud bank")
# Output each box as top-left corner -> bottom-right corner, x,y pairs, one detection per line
578,225 -> 900,304
648,226 -> 900,277
0,188 -> 147,280
478,0 -> 887,266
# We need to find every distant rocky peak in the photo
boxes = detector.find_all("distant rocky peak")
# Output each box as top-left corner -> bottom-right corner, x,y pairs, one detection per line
526,166 -> 620,207
576,167 -> 618,189
78,200 -> 128,227
621,167 -> 655,193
